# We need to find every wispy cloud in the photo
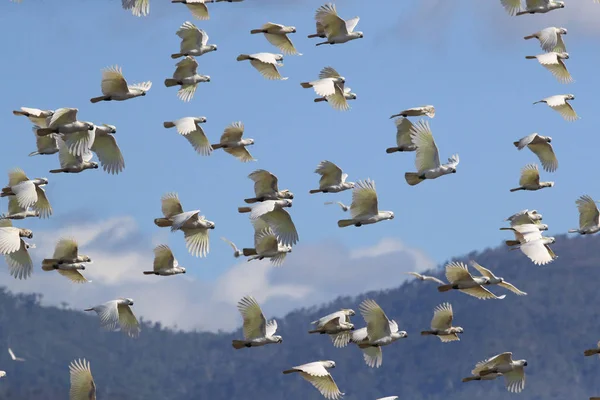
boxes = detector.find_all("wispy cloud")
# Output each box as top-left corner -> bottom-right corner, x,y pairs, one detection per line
0,216 -> 434,333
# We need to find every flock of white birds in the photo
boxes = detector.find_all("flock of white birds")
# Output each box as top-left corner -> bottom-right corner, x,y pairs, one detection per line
3,0 -> 600,399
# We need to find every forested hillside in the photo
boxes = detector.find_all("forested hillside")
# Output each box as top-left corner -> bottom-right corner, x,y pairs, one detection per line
1,234 -> 599,399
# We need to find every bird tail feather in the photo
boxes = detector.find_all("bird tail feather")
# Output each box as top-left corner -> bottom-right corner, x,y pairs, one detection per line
505,240 -> 520,247
386,147 -> 400,154
337,219 -> 355,228
516,10 -> 528,15
313,98 -> 326,103
523,34 -> 536,40
36,128 -> 55,136
84,308 -> 94,312
170,53 -> 183,59
308,329 -> 321,334
90,96 -> 109,104
509,187 -> 523,192
421,331 -> 434,336
282,369 -> 296,374
28,151 -> 40,157
405,172 -> 424,186
154,218 -> 173,227
244,198 -> 259,204
232,340 -> 247,349
12,110 -> 28,116
243,248 -> 257,256
143,271 -> 156,275
164,79 -> 179,87
300,82 -> 312,89
250,29 -> 265,34
238,207 -> 252,213
211,143 -> 224,150
525,55 -> 537,59
307,33 -> 320,38
49,169 -> 64,174
309,189 -> 322,194
163,122 -> 176,129
462,376 -> 480,382
437,284 -> 453,292
584,349 -> 600,356
236,54 -> 251,61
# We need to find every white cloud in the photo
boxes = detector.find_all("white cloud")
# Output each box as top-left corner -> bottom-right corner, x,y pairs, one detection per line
0,216 -> 435,333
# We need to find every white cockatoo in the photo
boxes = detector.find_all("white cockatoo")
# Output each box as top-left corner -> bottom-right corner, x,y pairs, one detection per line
421,303 -> 463,342
501,0 -> 565,16
171,21 -> 217,59
29,126 -> 59,156
470,261 -> 527,296
584,341 -> 600,357
122,0 -> 150,16
0,197 -> 40,220
569,195 -> 600,235
282,361 -> 343,400
242,219 -> 292,266
386,117 -> 417,153
390,105 -> 435,119
437,262 -> 506,300
90,65 -> 151,103
236,52 -> 287,80
211,122 -> 256,162
524,27 -> 567,53
301,67 -> 348,110
506,209 -> 544,227
309,161 -> 355,194
154,192 -> 215,257
313,3 -> 363,46
69,358 -> 96,400
143,244 -> 186,276
238,199 -> 299,247
307,20 -> 327,39
338,179 -> 394,228
244,169 -> 294,203
49,139 -> 99,174
324,201 -> 349,212
89,124 -> 125,175
534,94 -> 578,121
351,299 -> 407,368
501,224 -> 557,265
314,87 -> 357,107
404,120 -> 459,186
405,271 -> 444,284
13,107 -> 54,126
526,52 -> 572,84
164,56 -> 210,102
309,309 -> 356,348
85,298 -> 141,338
510,164 -> 554,192
513,133 -> 557,172
34,108 -> 94,137
163,117 -> 212,156
8,348 -> 25,362
221,237 -> 242,258
0,220 -> 33,280
250,23 -> 300,55
232,295 -> 283,349
469,352 -> 528,393
1,168 -> 51,217
41,238 -> 92,284
171,0 -> 212,20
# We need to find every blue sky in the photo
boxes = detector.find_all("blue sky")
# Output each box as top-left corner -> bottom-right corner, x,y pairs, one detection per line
0,0 -> 599,329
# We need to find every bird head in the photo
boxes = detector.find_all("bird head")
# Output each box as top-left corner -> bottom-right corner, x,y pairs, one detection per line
548,237 -> 556,244
79,265 -> 86,270
355,31 -> 364,38
274,335 -> 283,343
496,277 -> 505,283
33,210 -> 41,217
84,122 -> 95,131
91,162 -> 99,169
344,308 -> 356,316
322,360 -> 336,369
567,94 -> 575,100
451,168 -> 457,173
275,54 -> 284,61
197,116 -> 208,123
538,223 -> 549,231
455,327 -> 464,334
35,177 -> 49,185
348,182 -> 356,189
399,331 -> 408,338
82,255 -> 92,263
281,199 -> 293,208
247,139 -> 255,145
284,245 -> 293,253
211,45 -> 218,51
20,229 -> 33,239
558,52 -> 569,59
545,136 -> 552,143
181,267 -> 187,274
349,93 -> 357,100
125,298 -> 134,305
560,27 -> 568,34
388,211 -> 395,220
141,91 -> 146,96
545,181 -> 555,188
208,221 -> 216,229
518,360 -> 528,367
558,1 -> 565,8
102,124 -> 117,134
205,76 -> 211,82
281,190 -> 294,199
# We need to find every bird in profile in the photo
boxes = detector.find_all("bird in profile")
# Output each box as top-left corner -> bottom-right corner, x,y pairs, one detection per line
232,295 -> 283,349
501,0 -> 565,16
244,169 -> 294,203
221,237 -> 242,258
211,121 -> 256,162
313,3 -> 363,46
421,303 -> 463,342
1,168 -> 51,217
69,358 -> 95,400
238,199 -> 299,247
163,117 -> 212,156
41,238 -> 92,284
404,121 -> 459,186
509,164 -> 554,192
13,107 -> 54,126
437,262 -> 506,300
88,124 -> 125,175
171,22 -> 217,59
309,161 -> 355,194
143,244 -> 186,276
8,348 -> 25,362
122,0 -> 150,16
337,179 -> 394,228
35,108 -> 94,137
90,65 -> 152,103
568,195 -> 600,235
501,224 -> 557,265
49,139 -> 99,174
0,197 -> 40,220
301,66 -> 348,111
314,87 -> 357,107
250,23 -> 300,55
524,27 -> 567,53
324,201 -> 349,212
309,309 -> 355,348
171,0 -> 213,20
386,118 -> 417,153
390,105 -> 435,119
467,352 -> 528,393
405,271 -> 444,285
513,133 -> 557,172
506,209 -> 544,228
0,220 -> 34,280
282,360 -> 343,400
236,53 -> 287,80
534,94 -> 578,121
470,261 -> 527,296
243,219 -> 292,266
525,52 -> 573,84
85,298 -> 140,338
164,56 -> 210,102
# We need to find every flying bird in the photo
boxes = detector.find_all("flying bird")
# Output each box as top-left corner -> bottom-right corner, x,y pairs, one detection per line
28,126 -> 59,156
154,192 -> 215,257
88,124 -> 125,175
506,209 -> 543,227
163,117 -> 212,156
283,361 -> 343,400
501,224 -> 557,265
309,161 -> 354,194
324,201 -> 349,212
143,244 -> 186,276
468,352 -> 527,393
34,108 -> 94,137
8,348 -> 25,362
390,105 -> 435,119
221,237 -> 242,258
301,67 -> 348,110
314,87 -> 357,106
243,219 -> 292,267
470,261 -> 527,296
232,295 -> 283,349
313,3 -> 363,46
386,117 -> 417,153
501,0 -> 565,16
211,121 -> 256,162
171,22 -> 217,59
250,23 -> 300,55
85,298 -> 140,338
404,120 -> 459,186
0,220 -> 34,280
309,309 -> 355,348
584,341 -> 600,357
421,303 -> 463,342
0,197 -> 40,220
41,238 -> 92,283
238,199 -> 298,247
405,271 -> 444,285
568,195 -> 600,235
42,262 -> 89,283
122,0 -> 150,16
524,27 -> 567,52
164,56 -> 210,102
49,139 -> 99,174
69,358 -> 96,400
438,262 -> 506,300
171,0 -> 212,20
513,133 -> 557,172
1,168 -> 50,217
337,179 -> 394,228
350,299 -> 407,368
525,52 -> 572,84
236,53 -> 287,80
534,94 -> 578,121
90,65 -> 151,103
510,164 -> 554,192
244,169 -> 294,203
13,107 -> 54,126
